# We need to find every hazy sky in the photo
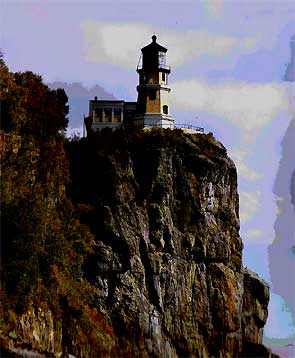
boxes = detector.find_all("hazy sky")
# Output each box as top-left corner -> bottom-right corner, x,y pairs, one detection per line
1,0 -> 295,348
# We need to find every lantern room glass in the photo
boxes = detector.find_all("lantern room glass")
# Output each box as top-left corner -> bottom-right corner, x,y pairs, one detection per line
159,52 -> 166,67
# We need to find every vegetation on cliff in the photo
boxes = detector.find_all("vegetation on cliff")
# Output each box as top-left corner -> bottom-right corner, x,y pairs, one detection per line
0,60 -> 114,356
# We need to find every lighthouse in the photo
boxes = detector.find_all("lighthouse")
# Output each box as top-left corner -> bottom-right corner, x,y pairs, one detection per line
85,35 -> 175,134
135,35 -> 174,128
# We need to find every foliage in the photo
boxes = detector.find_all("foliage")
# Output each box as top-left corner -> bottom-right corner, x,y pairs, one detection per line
0,61 -> 78,307
0,60 -> 68,135
0,50 -> 5,66
0,61 -> 115,355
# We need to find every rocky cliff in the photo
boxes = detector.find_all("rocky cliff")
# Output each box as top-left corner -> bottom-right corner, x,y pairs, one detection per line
67,129 -> 274,357
1,129 -> 276,357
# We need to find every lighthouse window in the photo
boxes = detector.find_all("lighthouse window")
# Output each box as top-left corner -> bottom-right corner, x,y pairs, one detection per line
162,73 -> 166,82
140,74 -> 146,84
163,105 -> 168,114
149,90 -> 156,100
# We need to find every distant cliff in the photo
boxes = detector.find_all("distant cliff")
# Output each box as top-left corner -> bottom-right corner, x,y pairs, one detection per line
269,116 -> 295,351
269,117 -> 295,308
47,82 -> 116,130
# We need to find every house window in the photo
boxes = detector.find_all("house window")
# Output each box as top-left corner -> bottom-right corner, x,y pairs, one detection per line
95,108 -> 103,122
104,108 -> 112,123
163,105 -> 168,114
114,109 -> 121,123
162,73 -> 166,82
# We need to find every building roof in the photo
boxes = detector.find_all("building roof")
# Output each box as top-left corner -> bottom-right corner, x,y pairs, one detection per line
141,35 -> 167,53
90,99 -> 136,104
90,99 -> 124,103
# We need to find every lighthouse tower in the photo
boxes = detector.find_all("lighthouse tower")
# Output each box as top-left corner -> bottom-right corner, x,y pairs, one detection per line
135,35 -> 174,128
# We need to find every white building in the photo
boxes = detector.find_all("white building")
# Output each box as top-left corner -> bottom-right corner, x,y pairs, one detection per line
87,98 -> 136,132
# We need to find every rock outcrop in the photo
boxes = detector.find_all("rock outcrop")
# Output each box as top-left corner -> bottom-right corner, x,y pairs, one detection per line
0,307 -> 62,357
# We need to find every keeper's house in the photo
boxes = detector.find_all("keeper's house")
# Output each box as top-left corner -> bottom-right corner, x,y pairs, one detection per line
87,98 -> 136,132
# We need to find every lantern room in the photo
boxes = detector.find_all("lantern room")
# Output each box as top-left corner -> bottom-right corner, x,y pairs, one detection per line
137,35 -> 170,73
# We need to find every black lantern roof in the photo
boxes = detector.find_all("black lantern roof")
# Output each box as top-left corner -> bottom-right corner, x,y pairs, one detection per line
141,35 -> 167,53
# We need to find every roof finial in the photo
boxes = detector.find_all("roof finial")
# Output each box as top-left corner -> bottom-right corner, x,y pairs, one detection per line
152,33 -> 157,42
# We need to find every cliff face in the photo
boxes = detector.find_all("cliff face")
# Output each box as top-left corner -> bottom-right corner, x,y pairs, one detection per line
67,129 -> 271,357
1,129 -> 273,357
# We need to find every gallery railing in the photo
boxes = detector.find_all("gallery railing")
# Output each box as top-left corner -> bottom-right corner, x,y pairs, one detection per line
143,123 -> 204,132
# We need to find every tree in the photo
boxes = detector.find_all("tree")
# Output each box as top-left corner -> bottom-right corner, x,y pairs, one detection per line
0,50 -> 5,66
0,63 -> 69,136
0,64 -> 92,309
